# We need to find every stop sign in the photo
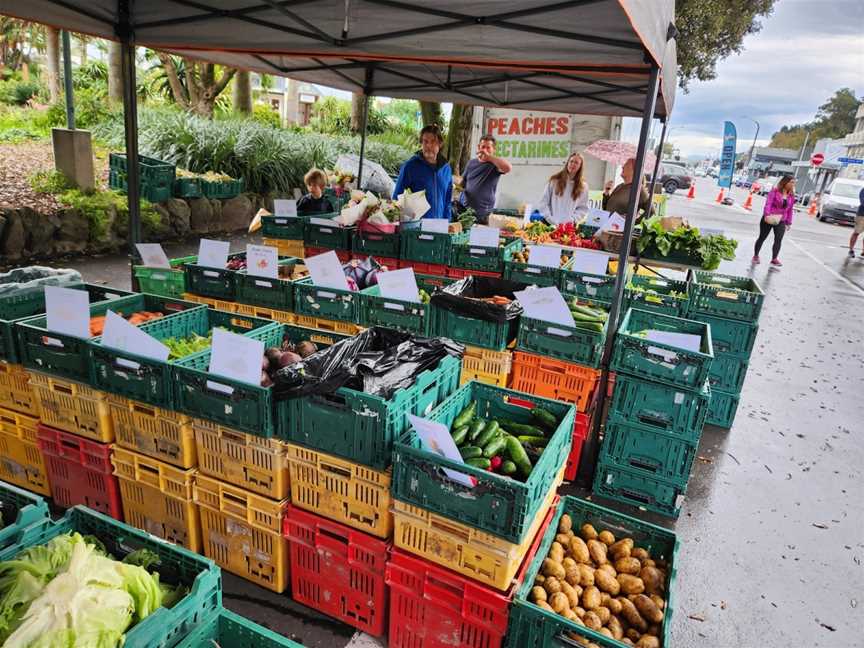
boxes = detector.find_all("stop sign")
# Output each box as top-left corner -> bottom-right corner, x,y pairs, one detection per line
811,153 -> 825,166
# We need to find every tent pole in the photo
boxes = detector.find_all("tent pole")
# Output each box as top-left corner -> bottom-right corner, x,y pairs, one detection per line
118,2 -> 141,290
576,63 -> 660,488
61,31 -> 75,129
645,118 -> 666,210
356,65 -> 375,189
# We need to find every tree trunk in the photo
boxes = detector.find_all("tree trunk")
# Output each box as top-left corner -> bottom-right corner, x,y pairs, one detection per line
446,104 -> 475,175
44,26 -> 60,103
232,69 -> 252,114
107,40 -> 123,103
420,101 -> 444,128
78,35 -> 88,64
350,92 -> 366,133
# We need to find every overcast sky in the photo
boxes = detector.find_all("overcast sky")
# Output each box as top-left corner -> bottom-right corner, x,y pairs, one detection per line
622,0 -> 864,158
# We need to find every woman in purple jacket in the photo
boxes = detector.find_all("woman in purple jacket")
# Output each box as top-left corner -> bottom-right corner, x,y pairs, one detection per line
753,175 -> 795,266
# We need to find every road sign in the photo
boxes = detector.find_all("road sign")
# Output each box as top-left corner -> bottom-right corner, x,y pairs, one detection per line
838,156 -> 863,164
811,153 -> 824,166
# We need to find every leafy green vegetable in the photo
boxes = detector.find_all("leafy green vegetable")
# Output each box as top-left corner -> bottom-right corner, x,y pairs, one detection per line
636,216 -> 737,269
698,234 -> 738,271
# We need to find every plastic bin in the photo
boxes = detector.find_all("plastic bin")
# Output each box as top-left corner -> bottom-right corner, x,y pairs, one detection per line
0,408 -> 50,496
563,410 -> 590,482
516,308 -> 607,368
175,608 -> 303,648
235,257 -> 306,312
708,353 -> 749,394
400,228 -> 455,265
0,473 -> 50,552
430,303 -> 518,352
262,214 -> 308,240
133,255 -> 197,299
459,345 -> 513,387
0,362 -> 38,416
509,351 -> 601,413
558,255 -> 626,301
29,372 -> 114,442
173,176 -> 202,198
109,152 -> 176,191
195,473 -> 289,593
285,505 -> 390,636
506,494 -> 678,648
592,460 -> 685,518
184,252 -> 247,301
108,395 -> 197,469
0,269 -> 84,322
503,256 -> 563,288
706,388 -> 740,429
112,446 -> 201,552
624,273 -> 690,318
392,381 -> 574,544
292,276 -> 368,323
694,312 -> 759,358
37,423 -> 122,519
688,270 -> 765,323
360,275 -> 443,335
352,228 -> 401,259
397,259 -> 448,276
262,237 -> 305,259
292,314 -> 364,336
200,176 -> 245,199
0,505 -> 222,648
303,216 -> 354,250
181,292 -> 238,312
194,419 -> 289,500
305,245 -> 353,263
286,444 -> 392,539
233,302 -> 296,324
451,232 -> 523,273
282,353 -> 461,469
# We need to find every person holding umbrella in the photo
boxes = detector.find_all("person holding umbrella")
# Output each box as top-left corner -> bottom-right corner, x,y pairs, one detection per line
393,124 -> 453,220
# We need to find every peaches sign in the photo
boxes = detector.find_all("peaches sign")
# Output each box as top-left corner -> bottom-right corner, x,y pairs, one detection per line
485,109 -> 573,164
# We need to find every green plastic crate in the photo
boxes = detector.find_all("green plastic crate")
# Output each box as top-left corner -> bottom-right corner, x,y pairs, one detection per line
507,494 -> 678,648
184,252 -> 246,300
0,269 -> 85,321
598,415 -> 699,486
293,276 -> 370,323
688,270 -> 765,323
303,214 -> 353,250
592,460 -> 684,518
174,324 -> 347,438
0,505 -> 221,648
200,177 -> 244,199
392,381 -> 575,543
235,257 -> 304,312
503,259 -> 561,288
451,232 -> 523,273
134,255 -> 197,299
516,303 -> 607,368
175,608 -> 302,648
609,373 -> 709,440
610,308 -> 714,390
352,228 -> 401,259
17,292 -> 199,384
261,214 -> 309,240
624,274 -> 690,317
282,353 -> 461,469
109,152 -> 176,185
173,177 -> 202,198
109,169 -> 173,203
693,312 -> 758,358
359,274 -> 454,336
706,388 -> 740,428
430,304 -> 517,352
90,308 -> 273,408
559,255 -> 628,301
0,479 -> 50,553
400,228 -> 455,264
707,353 -> 749,394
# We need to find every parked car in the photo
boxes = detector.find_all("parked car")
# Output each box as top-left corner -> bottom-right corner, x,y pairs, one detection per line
757,177 -> 779,196
706,167 -> 719,178
733,174 -> 747,187
658,163 -> 692,194
694,167 -> 707,178
819,178 -> 864,225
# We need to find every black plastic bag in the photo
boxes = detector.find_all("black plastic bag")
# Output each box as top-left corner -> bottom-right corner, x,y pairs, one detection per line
273,327 -> 463,401
429,276 -> 527,323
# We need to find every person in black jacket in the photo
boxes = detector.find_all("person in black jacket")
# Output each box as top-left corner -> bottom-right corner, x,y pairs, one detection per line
849,185 -> 864,258
297,169 -> 335,215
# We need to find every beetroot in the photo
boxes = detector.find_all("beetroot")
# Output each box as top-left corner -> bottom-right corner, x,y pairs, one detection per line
279,351 -> 302,367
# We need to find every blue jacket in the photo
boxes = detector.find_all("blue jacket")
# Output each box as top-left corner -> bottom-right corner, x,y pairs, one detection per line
393,152 -> 453,220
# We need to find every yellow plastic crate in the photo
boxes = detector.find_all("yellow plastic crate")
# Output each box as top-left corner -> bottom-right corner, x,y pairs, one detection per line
0,362 -> 39,416
29,372 -> 113,442
195,474 -> 289,593
459,345 -> 513,387
181,293 -> 237,313
263,237 -> 305,258
233,302 -> 296,324
0,407 -> 50,496
391,464 -> 564,591
112,446 -> 201,552
292,314 -> 364,336
286,443 -> 392,539
108,395 -> 197,469
193,419 -> 289,500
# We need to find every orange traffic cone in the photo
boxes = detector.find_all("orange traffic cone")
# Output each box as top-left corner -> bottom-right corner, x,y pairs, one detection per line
742,192 -> 753,211
715,188 -> 725,203
808,200 -> 818,217
686,184 -> 695,199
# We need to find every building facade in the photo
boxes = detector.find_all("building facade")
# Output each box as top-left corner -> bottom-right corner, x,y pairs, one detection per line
840,104 -> 864,179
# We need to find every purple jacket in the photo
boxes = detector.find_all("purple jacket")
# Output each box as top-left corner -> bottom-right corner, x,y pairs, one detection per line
763,188 -> 794,225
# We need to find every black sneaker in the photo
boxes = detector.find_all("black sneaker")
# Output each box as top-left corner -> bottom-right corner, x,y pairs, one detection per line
849,249 -> 856,258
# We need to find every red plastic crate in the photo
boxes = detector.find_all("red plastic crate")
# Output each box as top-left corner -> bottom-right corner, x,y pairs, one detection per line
351,254 -> 400,268
305,246 -> 352,263
564,411 -> 590,481
446,267 -> 502,280
385,497 -> 557,648
398,260 -> 448,276
284,504 -> 390,636
37,423 -> 122,519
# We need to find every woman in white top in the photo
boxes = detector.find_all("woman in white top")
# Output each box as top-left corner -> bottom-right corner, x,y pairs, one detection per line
538,152 -> 590,224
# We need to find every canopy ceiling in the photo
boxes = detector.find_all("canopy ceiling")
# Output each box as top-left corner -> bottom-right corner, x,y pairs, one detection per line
0,0 -> 677,117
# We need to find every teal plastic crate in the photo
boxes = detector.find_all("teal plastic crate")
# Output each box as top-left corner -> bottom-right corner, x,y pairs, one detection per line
0,505 -> 221,648
609,373 -> 709,440
175,608 -> 302,647
592,460 -> 684,518
507,494 -> 678,648
706,388 -> 740,428
400,228 -> 455,264
90,308 -> 273,409
173,177 -> 202,198
559,255 -> 628,301
261,214 -> 309,240
17,292 -> 199,384
392,381 -> 575,543
707,353 -> 749,394
282,352 -> 461,469
352,228 -> 401,259
693,312 -> 758,358
134,255 -> 197,299
624,274 -> 690,317
359,274 -> 453,336
451,232 -> 523,273
503,259 -> 562,288
0,479 -> 50,553
610,308 -> 714,390
184,252 -> 246,301
200,177 -> 244,199
109,152 -> 176,186
235,257 -> 304,312
109,169 -> 173,203
688,270 -> 765,323
516,303 -> 607,368
430,301 -> 518,352
598,415 -> 699,486
293,276 -> 371,323
303,215 -> 353,250
0,268 -> 85,321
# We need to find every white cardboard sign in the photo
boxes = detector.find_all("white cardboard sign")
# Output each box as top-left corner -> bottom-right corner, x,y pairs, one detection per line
570,249 -> 611,276
101,310 -> 169,361
421,218 -> 449,234
376,267 -> 420,303
469,224 -> 501,248
527,245 -> 562,269
273,199 -> 298,218
208,328 -> 265,386
44,286 -> 90,338
246,244 -> 278,279
306,250 -> 350,291
585,208 -> 611,229
135,243 -> 171,269
645,330 -> 702,353
408,414 -> 474,487
197,239 -> 230,269
601,212 -> 627,233
514,286 -> 575,327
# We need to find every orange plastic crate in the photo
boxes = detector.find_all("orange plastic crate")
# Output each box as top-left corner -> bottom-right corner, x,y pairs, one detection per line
509,351 -> 600,413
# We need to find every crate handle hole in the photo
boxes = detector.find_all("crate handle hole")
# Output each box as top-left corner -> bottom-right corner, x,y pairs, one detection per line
504,395 -> 535,410
321,463 -> 352,478
318,525 -> 350,547
629,459 -> 659,473
636,413 -> 669,428
620,489 -> 651,504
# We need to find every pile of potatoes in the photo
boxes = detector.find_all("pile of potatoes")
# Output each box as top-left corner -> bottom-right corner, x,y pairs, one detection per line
529,513 -> 669,648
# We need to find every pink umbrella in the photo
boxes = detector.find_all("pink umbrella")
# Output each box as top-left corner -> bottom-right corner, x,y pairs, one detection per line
584,139 -> 657,169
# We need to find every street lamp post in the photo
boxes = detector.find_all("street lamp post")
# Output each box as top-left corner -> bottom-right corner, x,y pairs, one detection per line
741,116 -> 760,168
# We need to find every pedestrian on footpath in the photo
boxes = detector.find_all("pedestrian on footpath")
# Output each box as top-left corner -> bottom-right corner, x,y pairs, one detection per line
753,175 -> 795,267
848,185 -> 864,258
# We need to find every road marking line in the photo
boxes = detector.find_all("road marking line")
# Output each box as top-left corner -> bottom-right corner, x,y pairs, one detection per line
788,239 -> 864,297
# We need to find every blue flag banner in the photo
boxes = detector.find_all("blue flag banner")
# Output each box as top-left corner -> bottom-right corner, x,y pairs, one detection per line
718,121 -> 737,189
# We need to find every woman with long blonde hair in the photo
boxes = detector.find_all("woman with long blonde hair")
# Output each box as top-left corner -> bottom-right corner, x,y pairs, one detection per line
538,152 -> 590,224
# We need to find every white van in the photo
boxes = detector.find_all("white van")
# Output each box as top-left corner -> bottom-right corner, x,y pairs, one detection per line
819,178 -> 864,225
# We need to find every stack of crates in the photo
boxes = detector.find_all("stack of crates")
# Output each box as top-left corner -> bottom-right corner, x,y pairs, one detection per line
261,213 -> 308,259
688,271 -> 764,428
108,152 -> 176,203
597,307 -> 714,518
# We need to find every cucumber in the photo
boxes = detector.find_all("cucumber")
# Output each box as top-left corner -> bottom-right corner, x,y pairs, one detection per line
475,420 -> 500,448
460,446 -> 483,459
482,436 -> 507,459
465,457 -> 491,470
505,435 -> 533,479
451,425 -> 469,446
572,304 -> 608,319
573,321 -> 604,332
517,435 -> 549,447
569,310 -> 605,323
500,460 -> 517,475
453,402 -> 476,429
530,407 -> 558,431
468,418 -> 486,442
498,420 -> 547,437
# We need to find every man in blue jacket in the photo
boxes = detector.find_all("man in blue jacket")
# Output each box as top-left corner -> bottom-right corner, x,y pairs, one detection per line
393,124 -> 453,220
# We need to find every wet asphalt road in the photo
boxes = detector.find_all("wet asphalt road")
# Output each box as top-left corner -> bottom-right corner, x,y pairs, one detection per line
13,180 -> 864,647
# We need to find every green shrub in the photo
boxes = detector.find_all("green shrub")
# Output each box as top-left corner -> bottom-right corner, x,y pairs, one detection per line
251,103 -> 280,128
30,170 -> 74,194
0,79 -> 41,105
56,188 -> 158,241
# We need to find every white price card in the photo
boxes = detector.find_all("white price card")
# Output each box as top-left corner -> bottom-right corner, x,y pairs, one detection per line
135,243 -> 171,269
586,208 -> 611,229
273,199 -> 298,218
101,310 -> 169,361
527,245 -> 562,269
376,267 -> 420,303
570,249 -> 611,276
306,250 -> 350,291
601,212 -> 627,232
45,286 -> 90,338
645,330 -> 702,353
469,224 -> 501,248
198,239 -> 230,269
523,203 -> 534,223
246,244 -> 278,279
208,328 -> 265,386
408,414 -> 474,488
514,286 -> 575,327
420,218 -> 449,234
